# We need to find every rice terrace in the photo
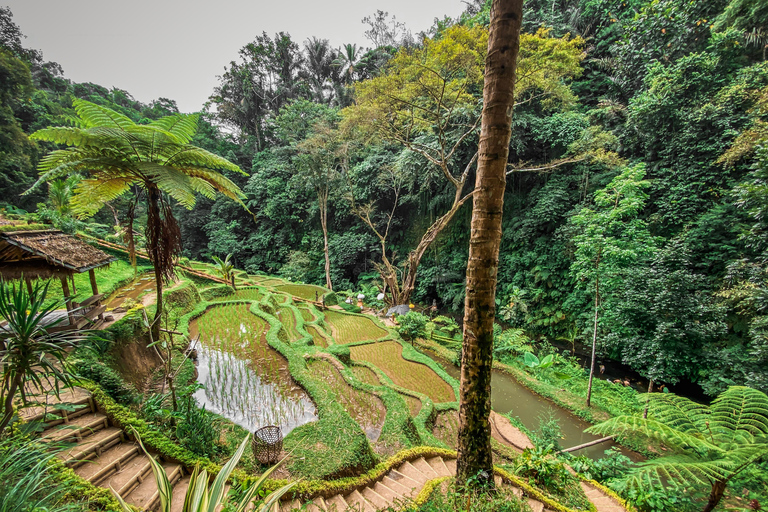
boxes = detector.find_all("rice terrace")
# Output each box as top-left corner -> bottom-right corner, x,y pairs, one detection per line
3,1 -> 768,512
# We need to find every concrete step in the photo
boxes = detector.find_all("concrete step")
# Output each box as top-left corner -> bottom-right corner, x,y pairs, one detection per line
361,486 -> 389,510
279,499 -> 301,512
170,476 -> 191,512
42,412 -> 108,443
344,489 -> 375,512
102,453 -> 153,497
325,494 -> 349,512
304,498 -> 326,512
372,480 -> 404,505
125,461 -> 183,511
527,498 -> 545,512
21,389 -> 93,424
411,457 -> 439,479
75,442 -> 140,485
381,475 -> 411,498
385,470 -> 420,497
395,461 -> 428,486
443,458 -> 457,474
426,456 -> 451,477
59,426 -> 123,466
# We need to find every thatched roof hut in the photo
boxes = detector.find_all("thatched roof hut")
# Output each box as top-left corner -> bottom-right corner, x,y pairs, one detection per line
0,230 -> 116,328
0,230 -> 115,279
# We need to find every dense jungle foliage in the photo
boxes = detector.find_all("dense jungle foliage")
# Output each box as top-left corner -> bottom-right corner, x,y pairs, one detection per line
2,0 -> 768,399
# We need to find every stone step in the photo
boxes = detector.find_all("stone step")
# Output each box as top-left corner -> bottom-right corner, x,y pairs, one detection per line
426,456 -> 451,477
381,475 -> 411,498
385,470 -> 420,497
443,458 -> 456,474
344,489 -> 375,512
311,496 -> 330,511
42,412 -> 108,443
103,453 -> 153,497
21,389 -> 93,425
75,442 -> 140,485
125,461 -> 183,511
303,498 -> 326,512
279,498 -> 301,512
361,486 -> 389,510
527,498 -> 545,512
410,457 -> 439,479
395,461 -> 428,486
373,480 -> 404,505
325,494 -> 349,512
59,426 -> 123,467
170,476 -> 191,512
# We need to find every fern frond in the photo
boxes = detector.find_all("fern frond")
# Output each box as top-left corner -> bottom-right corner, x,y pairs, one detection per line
624,454 -> 730,491
149,113 -> 199,143
73,99 -> 135,129
71,177 -> 137,218
163,146 -> 245,175
139,163 -> 196,209
710,386 -> 768,440
644,393 -> 709,434
586,416 -> 719,453
188,177 -> 217,200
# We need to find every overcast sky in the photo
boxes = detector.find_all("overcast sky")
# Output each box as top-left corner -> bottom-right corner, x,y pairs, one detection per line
6,1 -> 466,113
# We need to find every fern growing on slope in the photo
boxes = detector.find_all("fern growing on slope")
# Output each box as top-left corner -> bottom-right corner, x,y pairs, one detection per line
587,386 -> 768,512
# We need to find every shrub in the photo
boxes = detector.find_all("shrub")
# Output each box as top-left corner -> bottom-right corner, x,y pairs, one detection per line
397,312 -> 429,340
176,399 -> 222,458
75,360 -> 137,405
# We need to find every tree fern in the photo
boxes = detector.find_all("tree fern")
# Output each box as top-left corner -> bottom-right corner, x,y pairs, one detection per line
586,386 -> 768,512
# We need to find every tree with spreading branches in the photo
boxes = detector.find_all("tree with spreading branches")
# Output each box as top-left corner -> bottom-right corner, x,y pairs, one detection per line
587,386 -> 768,512
26,100 -> 247,339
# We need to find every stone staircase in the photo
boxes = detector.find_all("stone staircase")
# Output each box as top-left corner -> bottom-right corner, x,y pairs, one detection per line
277,456 -> 553,512
21,386 -> 191,512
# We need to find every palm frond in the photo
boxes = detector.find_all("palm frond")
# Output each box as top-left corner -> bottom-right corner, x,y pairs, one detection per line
624,454 -> 730,491
70,177 -> 137,218
138,163 -> 197,209
162,146 -> 245,176
644,392 -> 710,434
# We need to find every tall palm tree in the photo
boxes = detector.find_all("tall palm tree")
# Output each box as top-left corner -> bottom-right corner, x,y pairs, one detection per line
456,0 -> 524,486
587,387 -> 768,512
27,100 -> 247,338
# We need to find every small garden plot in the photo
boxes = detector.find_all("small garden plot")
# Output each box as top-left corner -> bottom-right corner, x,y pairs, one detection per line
276,283 -> 327,301
351,366 -> 379,386
276,307 -> 302,342
324,310 -> 388,344
400,393 -> 422,417
306,325 -> 328,348
349,341 -> 455,403
189,304 -> 317,433
307,360 -> 385,441
432,410 -> 459,450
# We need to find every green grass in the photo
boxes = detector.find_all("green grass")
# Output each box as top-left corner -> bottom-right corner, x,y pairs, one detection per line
306,325 -> 328,348
400,392 -> 422,417
229,287 -> 264,301
324,310 -> 388,344
42,258 -> 153,307
276,284 -> 328,301
307,360 -> 385,438
350,341 -> 455,403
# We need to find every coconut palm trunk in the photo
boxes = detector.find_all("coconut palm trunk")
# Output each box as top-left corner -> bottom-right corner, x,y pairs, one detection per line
456,0 -> 523,486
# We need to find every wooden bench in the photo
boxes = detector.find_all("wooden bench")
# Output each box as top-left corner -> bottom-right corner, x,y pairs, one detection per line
75,305 -> 106,329
80,294 -> 104,308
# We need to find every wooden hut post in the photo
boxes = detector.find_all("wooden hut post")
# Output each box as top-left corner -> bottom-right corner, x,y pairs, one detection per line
24,276 -> 33,297
59,274 -> 75,324
88,269 -> 99,296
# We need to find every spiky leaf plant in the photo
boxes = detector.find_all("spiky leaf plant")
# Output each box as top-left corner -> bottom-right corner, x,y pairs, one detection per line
212,254 -> 235,285
586,386 -> 768,512
0,278 -> 83,434
111,431 -> 296,512
27,100 -> 247,338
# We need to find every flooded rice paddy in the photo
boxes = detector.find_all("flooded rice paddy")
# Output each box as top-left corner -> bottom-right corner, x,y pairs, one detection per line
190,303 -> 317,434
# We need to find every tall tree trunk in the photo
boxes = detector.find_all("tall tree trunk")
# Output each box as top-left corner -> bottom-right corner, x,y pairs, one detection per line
147,186 -> 163,341
703,479 -> 727,512
0,374 -> 22,434
318,189 -> 333,290
456,0 -> 523,487
587,274 -> 599,407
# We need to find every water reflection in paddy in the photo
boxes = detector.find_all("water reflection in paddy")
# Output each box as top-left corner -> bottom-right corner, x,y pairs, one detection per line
190,304 -> 317,435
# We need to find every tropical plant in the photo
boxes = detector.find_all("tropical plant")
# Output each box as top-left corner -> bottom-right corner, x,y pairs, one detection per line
111,432 -> 296,512
586,386 -> 768,512
212,253 -> 235,285
397,311 -> 428,341
0,278 -> 81,433
27,100 -> 247,339
0,434 -> 79,512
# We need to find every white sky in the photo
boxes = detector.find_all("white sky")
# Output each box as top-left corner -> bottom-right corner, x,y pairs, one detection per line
6,0 -> 466,113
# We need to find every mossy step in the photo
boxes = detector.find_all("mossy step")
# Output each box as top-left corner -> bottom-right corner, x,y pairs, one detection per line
60,426 -> 123,466
75,442 -> 140,485
125,461 -> 183,511
103,453 -> 153,497
42,411 -> 108,442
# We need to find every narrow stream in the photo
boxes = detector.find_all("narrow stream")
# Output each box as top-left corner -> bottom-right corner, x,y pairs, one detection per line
429,352 -> 641,460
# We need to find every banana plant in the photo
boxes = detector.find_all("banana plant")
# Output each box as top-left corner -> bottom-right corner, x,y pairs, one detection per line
520,352 -> 572,380
111,431 -> 296,512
